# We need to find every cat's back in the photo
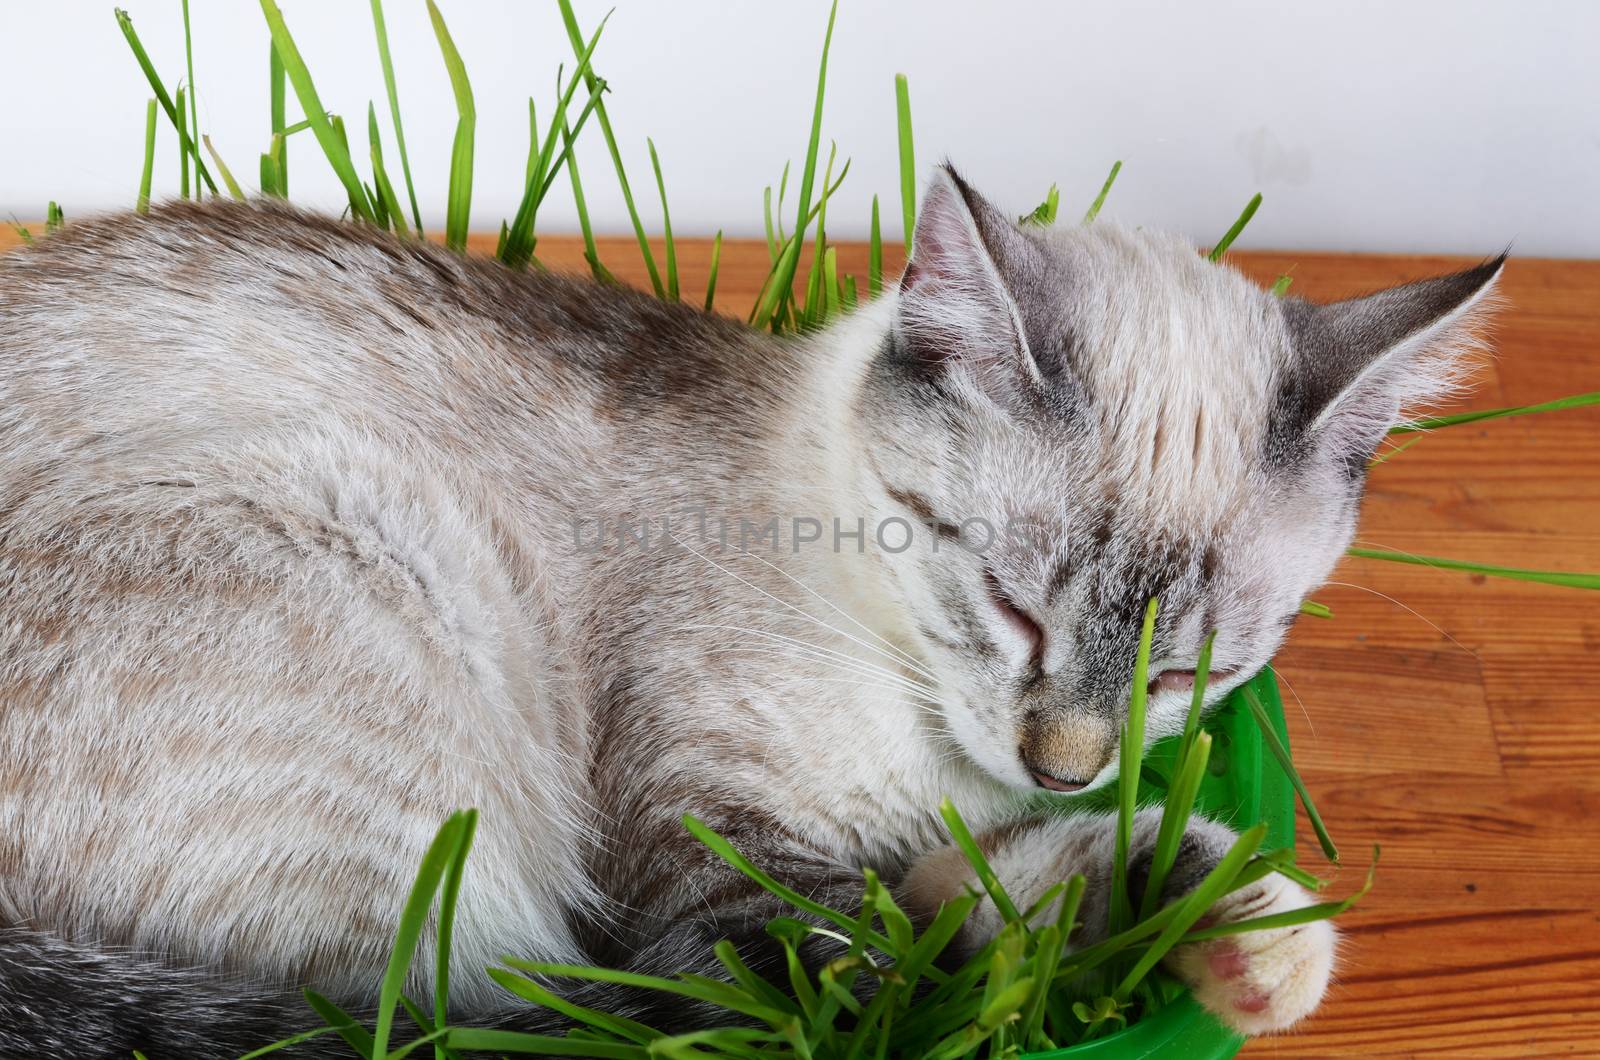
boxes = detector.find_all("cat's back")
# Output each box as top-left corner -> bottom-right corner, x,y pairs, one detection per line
0,199 -> 781,453
0,201 -> 663,993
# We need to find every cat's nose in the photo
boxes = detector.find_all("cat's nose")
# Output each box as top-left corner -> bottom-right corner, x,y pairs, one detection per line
1019,711 -> 1114,793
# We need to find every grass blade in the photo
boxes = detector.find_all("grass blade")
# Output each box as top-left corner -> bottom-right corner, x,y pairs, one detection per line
502,960 -> 790,1026
561,115 -> 613,285
1110,598 -> 1160,935
1270,271 -> 1294,296
1139,629 -> 1217,920
680,815 -> 895,954
1082,159 -> 1122,224
1299,599 -> 1333,619
1369,435 -> 1423,467
502,18 -> 609,270
557,0 -> 663,298
776,161 -> 791,245
748,161 -> 851,331
1020,183 -> 1059,226
704,230 -> 723,312
801,141 -> 840,327
713,939 -> 802,1017
487,967 -> 663,1044
1243,685 -> 1338,861
823,244 -> 841,320
1182,631 -> 1217,758
444,1029 -> 647,1058
894,889 -> 981,990
176,86 -> 190,199
425,0 -> 475,252
370,812 -> 473,1057
202,135 -> 246,200
1346,546 -> 1599,590
269,40 -> 288,194
369,0 -> 423,233
260,132 -> 286,198
1207,192 -> 1262,261
1181,848 -> 1377,944
939,799 -> 1021,923
647,137 -> 677,301
790,0 -> 839,262
396,996 -> 446,1048
1113,823 -> 1267,1000
182,0 -> 199,199
763,185 -> 778,263
258,0 -> 374,221
1020,874 -> 1084,1048
868,194 -> 883,297
137,98 -> 157,213
432,810 -> 476,1057
1391,390 -> 1600,434
762,0 -> 839,330
367,105 -> 407,234
303,988 -> 373,1058
113,8 -> 217,195
895,73 -> 915,254
1139,732 -> 1212,922
237,1025 -> 355,1059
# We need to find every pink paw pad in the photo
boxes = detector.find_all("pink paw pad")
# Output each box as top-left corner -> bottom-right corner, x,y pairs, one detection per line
1233,989 -> 1271,1014
1208,943 -> 1249,981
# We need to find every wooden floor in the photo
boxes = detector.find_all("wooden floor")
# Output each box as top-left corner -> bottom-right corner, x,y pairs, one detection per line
5,221 -> 1597,1056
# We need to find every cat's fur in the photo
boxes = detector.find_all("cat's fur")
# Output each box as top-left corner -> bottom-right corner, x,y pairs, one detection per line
0,167 -> 1501,1057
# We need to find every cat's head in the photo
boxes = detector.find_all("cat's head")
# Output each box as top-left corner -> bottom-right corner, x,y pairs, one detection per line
857,164 -> 1502,793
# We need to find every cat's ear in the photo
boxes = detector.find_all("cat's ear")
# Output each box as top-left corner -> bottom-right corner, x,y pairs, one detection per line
896,164 -> 1044,392
1278,256 -> 1505,463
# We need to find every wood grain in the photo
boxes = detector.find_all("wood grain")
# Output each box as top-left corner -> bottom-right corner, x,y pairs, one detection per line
5,218 -> 1598,1056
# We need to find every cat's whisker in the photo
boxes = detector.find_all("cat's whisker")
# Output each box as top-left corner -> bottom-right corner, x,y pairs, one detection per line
713,538 -> 931,675
702,639 -> 942,702
749,674 -> 944,712
1269,665 -> 1318,741
707,627 -> 940,701
666,536 -> 944,679
1322,577 -> 1477,659
691,622 -> 942,695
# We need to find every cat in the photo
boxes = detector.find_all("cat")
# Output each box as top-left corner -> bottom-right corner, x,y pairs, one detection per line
0,165 -> 1500,1058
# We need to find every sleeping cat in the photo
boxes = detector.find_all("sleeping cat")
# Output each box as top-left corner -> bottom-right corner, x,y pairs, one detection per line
0,166 -> 1500,1057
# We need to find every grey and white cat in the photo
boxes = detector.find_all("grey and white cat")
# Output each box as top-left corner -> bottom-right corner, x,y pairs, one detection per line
0,166 -> 1500,1057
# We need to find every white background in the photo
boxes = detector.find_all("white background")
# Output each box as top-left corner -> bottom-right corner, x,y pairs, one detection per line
3,1 -> 1597,256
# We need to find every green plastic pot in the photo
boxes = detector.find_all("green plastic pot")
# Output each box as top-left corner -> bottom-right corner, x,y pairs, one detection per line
1021,668 -> 1296,1060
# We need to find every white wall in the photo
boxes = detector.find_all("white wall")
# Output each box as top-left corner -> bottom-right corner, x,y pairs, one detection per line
4,1 -> 1597,257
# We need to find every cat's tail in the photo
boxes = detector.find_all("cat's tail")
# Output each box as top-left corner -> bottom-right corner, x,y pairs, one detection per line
0,925 -> 351,1060
0,926 -> 644,1059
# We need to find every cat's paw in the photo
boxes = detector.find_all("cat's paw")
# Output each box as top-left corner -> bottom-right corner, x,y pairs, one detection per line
1164,872 -> 1336,1035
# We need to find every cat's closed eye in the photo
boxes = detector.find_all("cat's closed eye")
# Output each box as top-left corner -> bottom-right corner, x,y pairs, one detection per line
1147,667 -> 1239,697
982,568 -> 1044,668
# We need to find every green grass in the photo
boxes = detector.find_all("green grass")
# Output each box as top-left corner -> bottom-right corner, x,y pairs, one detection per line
239,603 -> 1360,1059
368,0 -> 422,233
1207,193 -> 1263,262
1390,389 -> 1600,433
1081,161 -> 1121,225
425,0 -> 474,254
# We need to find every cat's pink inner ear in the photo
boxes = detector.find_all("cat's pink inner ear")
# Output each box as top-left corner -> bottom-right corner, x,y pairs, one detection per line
901,170 -> 988,295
